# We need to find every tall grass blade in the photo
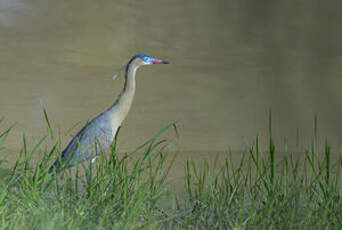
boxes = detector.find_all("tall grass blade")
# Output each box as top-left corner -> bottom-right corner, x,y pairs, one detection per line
43,107 -> 54,140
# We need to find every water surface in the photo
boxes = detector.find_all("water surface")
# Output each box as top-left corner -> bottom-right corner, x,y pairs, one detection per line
1,0 -> 342,167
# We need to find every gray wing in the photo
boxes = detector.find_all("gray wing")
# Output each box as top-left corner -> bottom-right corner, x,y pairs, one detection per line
50,112 -> 114,170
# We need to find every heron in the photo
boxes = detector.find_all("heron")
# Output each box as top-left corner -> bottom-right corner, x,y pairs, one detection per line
49,54 -> 169,177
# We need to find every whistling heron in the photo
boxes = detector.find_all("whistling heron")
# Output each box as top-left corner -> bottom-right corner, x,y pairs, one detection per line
49,54 -> 169,175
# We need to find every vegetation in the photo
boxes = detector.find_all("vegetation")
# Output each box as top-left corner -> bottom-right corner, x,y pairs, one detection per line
0,114 -> 341,229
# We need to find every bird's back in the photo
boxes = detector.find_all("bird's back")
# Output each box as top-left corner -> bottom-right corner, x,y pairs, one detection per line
50,111 -> 116,171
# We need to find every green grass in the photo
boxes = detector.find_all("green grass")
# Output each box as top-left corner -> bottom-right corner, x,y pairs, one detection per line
0,115 -> 341,230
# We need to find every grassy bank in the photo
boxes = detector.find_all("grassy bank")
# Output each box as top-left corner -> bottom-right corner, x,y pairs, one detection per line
0,116 -> 341,229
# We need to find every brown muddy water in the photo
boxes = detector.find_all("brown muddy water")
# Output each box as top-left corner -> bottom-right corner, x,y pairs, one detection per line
0,0 -> 342,175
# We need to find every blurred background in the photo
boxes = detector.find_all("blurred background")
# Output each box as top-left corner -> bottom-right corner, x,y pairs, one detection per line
1,0 -> 342,163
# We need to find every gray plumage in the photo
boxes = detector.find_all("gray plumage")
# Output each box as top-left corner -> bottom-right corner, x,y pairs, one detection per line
49,110 -> 115,171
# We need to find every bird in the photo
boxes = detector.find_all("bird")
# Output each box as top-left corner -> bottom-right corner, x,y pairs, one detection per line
49,54 -> 169,176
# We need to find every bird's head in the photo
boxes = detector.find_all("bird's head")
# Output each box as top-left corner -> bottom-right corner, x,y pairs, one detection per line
127,54 -> 169,70
113,54 -> 169,80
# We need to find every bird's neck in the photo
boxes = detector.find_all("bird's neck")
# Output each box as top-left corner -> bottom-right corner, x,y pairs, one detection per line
107,63 -> 137,124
